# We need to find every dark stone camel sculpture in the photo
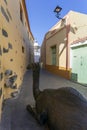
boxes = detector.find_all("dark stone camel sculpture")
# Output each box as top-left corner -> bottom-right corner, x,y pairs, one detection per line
26,63 -> 87,130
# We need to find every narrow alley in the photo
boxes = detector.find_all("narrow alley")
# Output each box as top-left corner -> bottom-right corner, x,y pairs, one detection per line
0,69 -> 87,130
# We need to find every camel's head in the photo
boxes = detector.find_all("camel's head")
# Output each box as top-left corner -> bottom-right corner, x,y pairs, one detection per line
27,62 -> 40,72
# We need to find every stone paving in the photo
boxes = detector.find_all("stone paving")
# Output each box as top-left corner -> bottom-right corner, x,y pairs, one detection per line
0,69 -> 87,130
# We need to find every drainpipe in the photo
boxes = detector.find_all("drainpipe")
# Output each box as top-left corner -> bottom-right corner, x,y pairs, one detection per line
66,16 -> 70,70
43,35 -> 46,69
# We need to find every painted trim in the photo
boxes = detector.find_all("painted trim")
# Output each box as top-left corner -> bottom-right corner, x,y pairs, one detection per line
46,26 -> 66,41
71,39 -> 87,48
45,64 -> 71,79
66,24 -> 70,70
71,36 -> 87,45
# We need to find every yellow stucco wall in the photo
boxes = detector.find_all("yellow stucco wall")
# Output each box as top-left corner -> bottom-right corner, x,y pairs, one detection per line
45,26 -> 69,79
0,17 -> 4,119
0,0 -> 34,119
68,11 -> 87,44
46,27 -> 67,68
41,37 -> 46,68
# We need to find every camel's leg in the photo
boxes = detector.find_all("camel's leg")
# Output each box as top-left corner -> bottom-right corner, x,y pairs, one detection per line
26,104 -> 48,125
26,104 -> 37,118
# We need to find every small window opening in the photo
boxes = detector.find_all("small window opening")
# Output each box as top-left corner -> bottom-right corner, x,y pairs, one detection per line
22,46 -> 24,53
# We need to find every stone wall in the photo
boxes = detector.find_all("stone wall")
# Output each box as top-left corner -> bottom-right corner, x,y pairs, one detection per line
0,0 -> 34,119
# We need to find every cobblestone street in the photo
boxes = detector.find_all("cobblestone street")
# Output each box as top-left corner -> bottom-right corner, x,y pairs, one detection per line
1,69 -> 87,130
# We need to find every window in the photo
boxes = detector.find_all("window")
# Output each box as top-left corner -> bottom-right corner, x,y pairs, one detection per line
20,4 -> 23,23
51,46 -> 56,65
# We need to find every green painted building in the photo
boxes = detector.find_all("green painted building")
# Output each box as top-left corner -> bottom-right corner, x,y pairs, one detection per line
71,41 -> 87,84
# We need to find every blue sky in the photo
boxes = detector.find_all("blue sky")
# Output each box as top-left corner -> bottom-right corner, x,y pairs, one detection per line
25,0 -> 87,46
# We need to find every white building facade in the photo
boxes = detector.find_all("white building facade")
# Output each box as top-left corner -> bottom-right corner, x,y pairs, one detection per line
34,41 -> 40,62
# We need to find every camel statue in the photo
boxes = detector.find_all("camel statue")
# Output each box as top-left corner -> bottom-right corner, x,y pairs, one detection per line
26,63 -> 87,130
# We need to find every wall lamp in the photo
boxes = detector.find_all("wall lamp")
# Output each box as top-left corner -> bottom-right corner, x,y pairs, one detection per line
54,5 -> 64,20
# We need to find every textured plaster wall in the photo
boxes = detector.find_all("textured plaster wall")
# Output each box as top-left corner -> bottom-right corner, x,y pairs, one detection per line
0,0 -> 34,119
68,11 -> 87,44
46,27 -> 66,68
